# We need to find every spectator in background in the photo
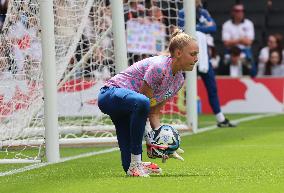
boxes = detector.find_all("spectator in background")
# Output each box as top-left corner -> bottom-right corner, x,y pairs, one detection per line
0,0 -> 8,30
264,49 -> 284,76
178,0 -> 216,34
220,46 -> 251,77
97,5 -> 115,77
125,0 -> 168,65
151,0 -> 183,28
90,5 -> 114,79
124,0 -> 147,65
222,3 -> 255,76
7,14 -> 29,74
25,16 -> 42,79
147,3 -> 163,22
124,0 -> 146,22
258,33 -> 284,76
178,0 -> 235,127
267,0 -> 273,8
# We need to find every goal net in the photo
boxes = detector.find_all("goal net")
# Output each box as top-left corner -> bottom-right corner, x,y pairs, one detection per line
123,0 -> 186,127
0,0 -> 189,163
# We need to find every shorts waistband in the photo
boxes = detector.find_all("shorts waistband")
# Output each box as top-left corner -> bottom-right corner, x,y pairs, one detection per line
101,85 -> 120,90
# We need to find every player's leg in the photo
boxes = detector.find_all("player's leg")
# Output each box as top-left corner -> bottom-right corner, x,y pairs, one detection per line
98,86 -> 151,176
127,93 -> 150,156
199,64 -> 236,127
199,63 -> 221,115
100,87 -> 150,158
110,115 -> 162,175
98,86 -> 132,172
123,93 -> 162,174
110,115 -> 131,172
121,91 -> 151,176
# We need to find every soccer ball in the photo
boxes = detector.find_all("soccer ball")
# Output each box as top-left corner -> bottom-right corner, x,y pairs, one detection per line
145,125 -> 180,159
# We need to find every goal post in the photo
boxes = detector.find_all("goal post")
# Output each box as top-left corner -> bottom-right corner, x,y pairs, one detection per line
184,0 -> 198,133
40,0 -> 60,163
110,0 -> 128,74
0,0 -> 197,163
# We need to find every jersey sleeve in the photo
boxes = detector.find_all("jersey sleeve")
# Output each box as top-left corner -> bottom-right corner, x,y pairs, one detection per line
143,64 -> 164,90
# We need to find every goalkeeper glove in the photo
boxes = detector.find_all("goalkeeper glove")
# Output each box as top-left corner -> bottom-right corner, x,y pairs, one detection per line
162,148 -> 185,163
176,147 -> 184,154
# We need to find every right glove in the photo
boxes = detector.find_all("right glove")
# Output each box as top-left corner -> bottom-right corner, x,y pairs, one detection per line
176,148 -> 184,154
162,148 -> 185,163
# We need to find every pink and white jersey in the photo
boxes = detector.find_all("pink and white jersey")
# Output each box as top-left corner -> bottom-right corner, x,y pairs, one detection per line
106,55 -> 184,105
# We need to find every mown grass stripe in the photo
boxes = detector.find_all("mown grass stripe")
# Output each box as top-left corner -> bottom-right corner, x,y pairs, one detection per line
0,113 -> 277,177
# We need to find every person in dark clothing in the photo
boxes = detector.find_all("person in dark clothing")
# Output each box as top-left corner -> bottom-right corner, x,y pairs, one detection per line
178,0 -> 235,127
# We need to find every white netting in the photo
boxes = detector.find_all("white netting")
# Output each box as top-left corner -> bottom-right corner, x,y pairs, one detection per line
123,0 -> 186,126
0,0 -> 44,161
0,0 -> 115,161
0,0 -> 188,162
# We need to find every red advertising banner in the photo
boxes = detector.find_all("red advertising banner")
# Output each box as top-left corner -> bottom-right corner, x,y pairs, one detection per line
1,77 -> 283,119
198,77 -> 284,113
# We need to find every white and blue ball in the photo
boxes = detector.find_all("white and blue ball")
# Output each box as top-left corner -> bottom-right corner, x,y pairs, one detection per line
145,125 -> 180,159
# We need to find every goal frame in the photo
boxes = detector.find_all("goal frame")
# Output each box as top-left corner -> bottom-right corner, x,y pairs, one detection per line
0,0 -> 197,164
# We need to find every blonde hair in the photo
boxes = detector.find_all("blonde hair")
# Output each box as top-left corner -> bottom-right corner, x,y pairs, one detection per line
168,28 -> 195,56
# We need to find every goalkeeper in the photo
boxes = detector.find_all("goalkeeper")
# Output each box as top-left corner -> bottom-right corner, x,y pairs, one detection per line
98,29 -> 198,177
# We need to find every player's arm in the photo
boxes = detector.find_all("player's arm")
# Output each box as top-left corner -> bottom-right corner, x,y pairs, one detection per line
196,9 -> 217,33
141,80 -> 185,162
239,37 -> 253,46
139,80 -> 166,129
148,100 -> 166,129
223,39 -> 239,48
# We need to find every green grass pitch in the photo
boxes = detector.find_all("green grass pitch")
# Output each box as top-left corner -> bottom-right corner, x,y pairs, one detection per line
1,114 -> 284,193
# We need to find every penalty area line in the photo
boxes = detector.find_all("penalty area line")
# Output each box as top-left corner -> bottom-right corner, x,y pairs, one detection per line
0,113 -> 278,177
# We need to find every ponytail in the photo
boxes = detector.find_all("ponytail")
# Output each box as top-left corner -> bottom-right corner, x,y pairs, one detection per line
168,28 -> 195,56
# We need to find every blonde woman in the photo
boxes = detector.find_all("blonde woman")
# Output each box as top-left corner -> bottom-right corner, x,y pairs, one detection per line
98,29 -> 198,177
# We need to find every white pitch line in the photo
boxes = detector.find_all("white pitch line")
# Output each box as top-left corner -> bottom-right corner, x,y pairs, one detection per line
182,113 -> 279,136
0,147 -> 119,177
0,113 -> 279,177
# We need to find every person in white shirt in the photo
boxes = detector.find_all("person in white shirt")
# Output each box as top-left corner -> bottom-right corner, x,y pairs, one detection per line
222,3 -> 255,75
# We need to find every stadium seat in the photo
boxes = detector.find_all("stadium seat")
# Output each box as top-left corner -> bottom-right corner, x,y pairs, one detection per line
269,0 -> 284,11
242,0 -> 268,12
211,12 -> 230,28
205,0 -> 235,13
266,26 -> 284,37
246,12 -> 266,28
267,12 -> 284,27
